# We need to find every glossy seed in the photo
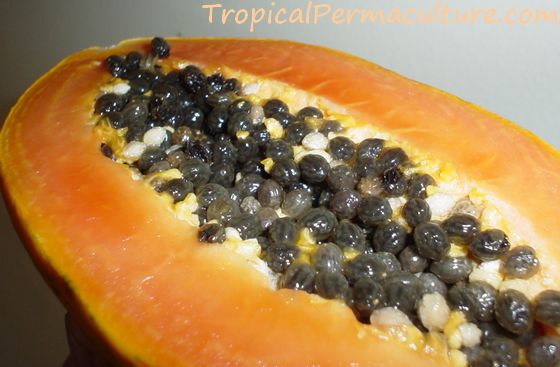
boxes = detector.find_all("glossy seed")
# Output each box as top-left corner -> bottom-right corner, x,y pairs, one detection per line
326,164 -> 357,192
380,168 -> 408,197
418,273 -> 448,296
271,112 -> 295,128
448,281 -> 496,322
311,243 -> 344,273
209,163 -> 235,187
106,55 -> 127,78
263,99 -> 289,117
281,189 -> 312,218
235,137 -> 259,164
318,119 -> 342,136
442,213 -> 480,240
357,195 -> 392,227
328,136 -> 355,162
399,245 -> 429,273
430,257 -> 473,284
297,106 -> 323,120
351,278 -> 385,322
229,213 -> 261,240
314,271 -> 349,300
297,207 -> 337,241
280,263 -> 315,293
402,198 -> 432,227
198,223 -> 225,243
382,272 -> 422,314
137,147 -> 166,173
160,178 -> 193,203
357,138 -> 384,160
206,198 -> 240,225
266,244 -> 299,273
329,189 -> 361,220
527,336 -> 560,367
179,159 -> 211,188
235,174 -> 264,198
344,253 -> 400,284
406,173 -> 435,199
481,336 -> 519,366
95,93 -> 124,115
470,229 -> 511,261
269,217 -> 297,246
413,222 -> 450,261
331,220 -> 366,252
299,154 -> 330,184
284,121 -> 311,144
196,183 -> 229,209
240,196 -> 262,215
265,139 -> 293,160
270,159 -> 300,187
355,158 -> 381,178
257,179 -> 284,209
377,147 -> 408,171
495,289 -> 533,335
212,139 -> 238,163
535,290 -> 560,327
372,221 -> 407,254
151,37 -> 170,58
502,245 -> 540,279
257,207 -> 278,231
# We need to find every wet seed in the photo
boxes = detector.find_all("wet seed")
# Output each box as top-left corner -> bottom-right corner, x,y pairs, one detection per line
329,189 -> 360,220
161,178 -> 193,203
229,213 -> 262,240
331,220 -> 366,252
351,278 -> 385,322
206,198 -> 240,225
266,244 -> 299,273
448,281 -> 496,322
357,195 -> 392,227
299,154 -> 330,184
198,223 -> 226,243
372,221 -> 407,254
495,289 -> 533,335
399,245 -> 429,273
413,222 -> 450,261
311,242 -> 344,273
527,336 -> 560,367
314,271 -> 349,300
328,136 -> 355,162
280,263 -> 315,292
196,183 -> 229,209
501,245 -> 540,279
326,164 -> 357,192
429,257 -> 473,284
442,213 -> 480,240
257,179 -> 284,209
281,189 -> 312,218
269,217 -> 297,246
534,290 -> 560,327
298,207 -> 337,241
402,198 -> 432,227
470,229 -> 510,261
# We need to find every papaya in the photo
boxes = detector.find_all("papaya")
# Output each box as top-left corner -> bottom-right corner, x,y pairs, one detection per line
1,37 -> 560,367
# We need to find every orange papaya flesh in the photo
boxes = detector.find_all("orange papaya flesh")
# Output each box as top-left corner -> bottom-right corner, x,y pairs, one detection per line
1,37 -> 560,367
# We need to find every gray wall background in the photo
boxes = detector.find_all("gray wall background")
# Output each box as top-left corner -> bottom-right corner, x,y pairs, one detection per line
1,0 -> 559,365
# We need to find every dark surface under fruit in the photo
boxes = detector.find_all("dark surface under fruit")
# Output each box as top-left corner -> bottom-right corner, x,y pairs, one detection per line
92,38 -> 559,367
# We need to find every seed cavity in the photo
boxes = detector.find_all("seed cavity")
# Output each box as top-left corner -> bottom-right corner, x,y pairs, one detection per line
91,37 -> 559,367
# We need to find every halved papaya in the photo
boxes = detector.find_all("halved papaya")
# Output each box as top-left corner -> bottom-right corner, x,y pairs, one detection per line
1,38 -> 560,367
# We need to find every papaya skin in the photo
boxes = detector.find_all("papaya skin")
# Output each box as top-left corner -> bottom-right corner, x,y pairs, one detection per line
1,37 -> 559,366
